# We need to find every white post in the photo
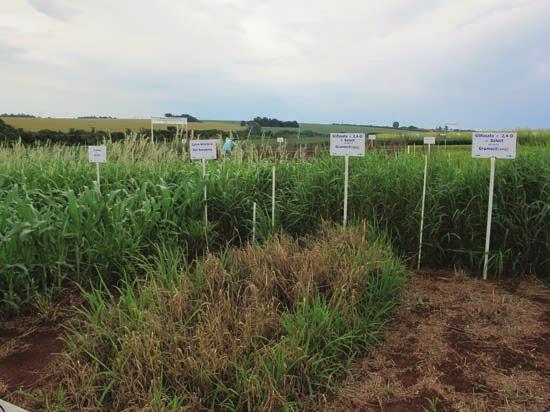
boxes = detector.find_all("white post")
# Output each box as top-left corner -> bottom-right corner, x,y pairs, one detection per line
483,156 -> 496,280
417,154 -> 428,269
96,162 -> 101,191
428,143 -> 431,156
343,155 -> 349,228
271,165 -> 276,228
252,202 -> 257,243
407,145 -> 410,154
202,158 -> 208,225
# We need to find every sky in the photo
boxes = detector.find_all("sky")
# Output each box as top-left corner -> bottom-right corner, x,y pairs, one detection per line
1,0 -> 549,129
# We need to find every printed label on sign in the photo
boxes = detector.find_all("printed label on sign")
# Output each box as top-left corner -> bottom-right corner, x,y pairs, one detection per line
151,117 -> 188,125
368,134 -> 376,140
88,146 -> 107,163
277,137 -> 284,143
472,132 -> 517,159
190,139 -> 218,160
424,137 -> 436,145
330,133 -> 365,157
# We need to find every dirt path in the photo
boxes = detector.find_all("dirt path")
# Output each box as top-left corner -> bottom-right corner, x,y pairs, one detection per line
330,270 -> 550,412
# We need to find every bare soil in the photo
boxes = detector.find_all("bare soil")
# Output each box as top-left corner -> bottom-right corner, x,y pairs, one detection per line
0,326 -> 63,393
329,270 -> 550,411
0,289 -> 80,399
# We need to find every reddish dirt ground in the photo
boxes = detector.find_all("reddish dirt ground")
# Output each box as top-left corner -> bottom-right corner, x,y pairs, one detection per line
0,326 -> 63,395
0,290 -> 79,400
329,270 -> 550,411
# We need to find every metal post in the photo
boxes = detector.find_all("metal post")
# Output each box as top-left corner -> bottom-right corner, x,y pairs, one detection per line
343,155 -> 349,228
271,165 -> 276,228
483,156 -> 496,280
417,154 -> 428,269
202,158 -> 208,225
252,202 -> 257,243
96,162 -> 101,192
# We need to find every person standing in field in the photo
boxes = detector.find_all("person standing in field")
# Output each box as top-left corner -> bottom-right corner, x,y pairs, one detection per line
223,136 -> 235,156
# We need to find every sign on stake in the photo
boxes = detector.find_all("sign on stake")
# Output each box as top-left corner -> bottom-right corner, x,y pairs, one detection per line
330,133 -> 365,228
88,145 -> 106,191
150,117 -> 188,144
471,132 -> 517,279
189,140 -> 218,235
368,134 -> 376,147
424,136 -> 436,155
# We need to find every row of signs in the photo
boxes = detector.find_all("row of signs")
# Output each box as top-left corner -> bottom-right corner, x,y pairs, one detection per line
88,133 -> 518,163
329,132 -> 517,159
329,133 -> 438,157
87,140 -> 219,163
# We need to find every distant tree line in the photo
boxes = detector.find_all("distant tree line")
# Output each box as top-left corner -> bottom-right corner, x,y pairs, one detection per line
0,113 -> 36,118
77,116 -> 116,119
0,119 -> 249,145
164,113 -> 201,122
251,117 -> 299,128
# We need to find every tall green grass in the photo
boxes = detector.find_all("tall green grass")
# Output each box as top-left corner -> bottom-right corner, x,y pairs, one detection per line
0,141 -> 549,313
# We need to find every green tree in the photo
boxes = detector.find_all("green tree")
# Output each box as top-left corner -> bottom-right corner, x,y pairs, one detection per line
249,122 -> 262,136
392,121 -> 399,129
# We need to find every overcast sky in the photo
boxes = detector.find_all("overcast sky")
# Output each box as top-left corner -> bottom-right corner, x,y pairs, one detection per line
1,0 -> 549,128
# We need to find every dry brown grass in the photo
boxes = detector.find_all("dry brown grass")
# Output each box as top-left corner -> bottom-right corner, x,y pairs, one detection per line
10,225 -> 405,411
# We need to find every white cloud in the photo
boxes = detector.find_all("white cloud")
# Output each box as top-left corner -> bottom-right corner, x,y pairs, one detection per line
1,0 -> 549,127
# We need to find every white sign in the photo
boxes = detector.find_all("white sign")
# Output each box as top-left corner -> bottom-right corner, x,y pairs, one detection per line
151,117 -> 188,125
330,133 -> 365,157
0,399 -> 29,412
190,139 -> 218,160
368,134 -> 376,141
472,132 -> 517,159
277,137 -> 284,143
424,137 -> 436,145
88,146 -> 107,163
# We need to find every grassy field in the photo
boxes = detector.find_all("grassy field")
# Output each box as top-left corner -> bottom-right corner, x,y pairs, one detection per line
1,140 -> 548,313
0,139 -> 548,410
0,117 -> 244,132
